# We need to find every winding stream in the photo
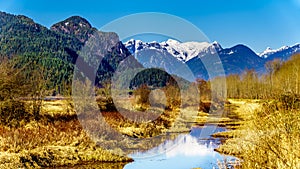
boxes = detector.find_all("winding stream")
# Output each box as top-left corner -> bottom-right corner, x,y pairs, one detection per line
60,125 -> 236,169
124,125 -> 236,169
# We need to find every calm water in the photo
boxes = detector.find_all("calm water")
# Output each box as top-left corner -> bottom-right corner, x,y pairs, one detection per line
61,125 -> 236,169
124,125 -> 235,169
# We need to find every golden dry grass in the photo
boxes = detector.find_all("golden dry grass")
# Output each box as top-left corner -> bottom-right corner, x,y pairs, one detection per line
1,97 -> 264,168
216,98 -> 300,169
0,100 -> 133,168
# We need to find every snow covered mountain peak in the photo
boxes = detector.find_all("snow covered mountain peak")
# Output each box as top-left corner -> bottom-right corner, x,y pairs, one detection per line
124,39 -> 223,62
165,39 -> 181,45
259,45 -> 298,58
124,38 -> 300,80
259,47 -> 274,58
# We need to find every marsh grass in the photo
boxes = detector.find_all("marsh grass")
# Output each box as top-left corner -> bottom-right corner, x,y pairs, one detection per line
217,96 -> 300,169
0,100 -> 132,168
0,93 -> 253,168
0,119 -> 132,168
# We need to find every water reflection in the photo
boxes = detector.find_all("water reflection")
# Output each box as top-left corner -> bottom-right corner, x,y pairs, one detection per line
125,126 -> 234,169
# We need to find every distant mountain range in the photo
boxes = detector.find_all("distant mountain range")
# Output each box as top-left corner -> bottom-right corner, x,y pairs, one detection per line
1,11 -> 300,85
125,39 -> 300,80
259,44 -> 300,61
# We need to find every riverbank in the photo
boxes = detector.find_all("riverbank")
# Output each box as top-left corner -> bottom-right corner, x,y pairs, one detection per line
0,98 -> 268,168
0,100 -> 133,168
0,98 -> 190,168
178,99 -> 259,128
176,99 -> 261,168
212,99 -> 262,155
214,96 -> 300,168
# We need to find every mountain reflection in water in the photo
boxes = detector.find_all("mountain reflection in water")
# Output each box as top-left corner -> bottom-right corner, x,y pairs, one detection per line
125,126 -> 235,169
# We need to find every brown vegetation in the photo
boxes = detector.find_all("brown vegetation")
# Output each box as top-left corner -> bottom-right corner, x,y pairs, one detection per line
210,55 -> 300,168
0,58 -> 132,168
216,95 -> 300,169
222,54 -> 300,99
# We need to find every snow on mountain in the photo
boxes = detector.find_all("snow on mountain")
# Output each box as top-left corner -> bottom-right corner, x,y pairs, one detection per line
125,39 -> 300,80
124,39 -> 223,62
259,46 -> 289,58
259,44 -> 300,59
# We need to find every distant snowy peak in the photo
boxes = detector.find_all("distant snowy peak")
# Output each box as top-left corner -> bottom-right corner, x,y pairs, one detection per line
162,40 -> 212,62
259,46 -> 289,58
124,39 -> 223,62
259,44 -> 300,58
125,39 -> 160,54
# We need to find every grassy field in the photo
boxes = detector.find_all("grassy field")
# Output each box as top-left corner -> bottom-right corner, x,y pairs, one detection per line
0,96 -> 189,168
0,99 -> 133,168
215,98 -> 300,169
3,96 -> 296,169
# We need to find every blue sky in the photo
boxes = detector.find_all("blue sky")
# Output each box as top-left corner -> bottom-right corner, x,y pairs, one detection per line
1,0 -> 300,52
